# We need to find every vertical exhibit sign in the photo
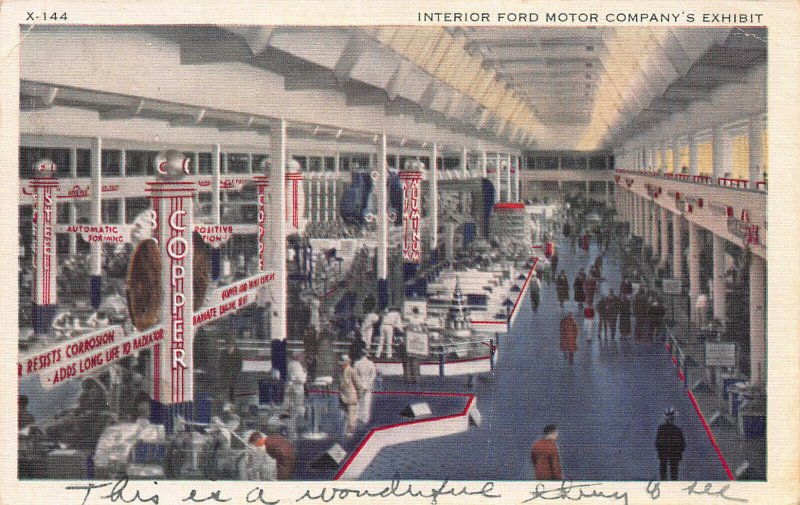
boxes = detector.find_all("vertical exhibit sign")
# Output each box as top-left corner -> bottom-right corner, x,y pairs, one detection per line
400,165 -> 422,264
145,151 -> 195,411
254,175 -> 270,272
29,159 -> 59,335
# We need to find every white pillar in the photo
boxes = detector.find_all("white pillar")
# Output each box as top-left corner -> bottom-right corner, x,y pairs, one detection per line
315,178 -> 322,223
712,235 -> 726,325
651,203 -> 659,253
749,255 -> 766,384
672,213 -> 683,280
646,146 -> 654,171
660,206 -> 669,264
481,150 -> 488,178
430,143 -> 439,255
514,155 -> 521,201
643,199 -> 651,246
461,147 -> 468,178
495,153 -> 502,201
377,134 -> 389,280
324,178 -> 330,222
334,152 -> 340,221
304,178 -> 312,220
748,114 -> 765,185
689,134 -> 700,176
712,124 -> 731,181
212,145 -> 221,225
89,137 -> 103,284
271,119 -> 287,342
119,149 -> 128,225
68,148 -> 78,255
688,221 -> 701,321
660,143 -> 668,173
332,177 -> 338,222
506,153 -> 513,201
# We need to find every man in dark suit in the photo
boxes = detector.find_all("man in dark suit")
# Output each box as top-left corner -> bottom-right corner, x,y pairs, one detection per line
656,407 -> 686,480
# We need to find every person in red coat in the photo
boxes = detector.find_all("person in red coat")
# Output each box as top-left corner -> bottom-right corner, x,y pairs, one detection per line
560,309 -> 579,364
531,424 -> 563,480
249,430 -> 297,480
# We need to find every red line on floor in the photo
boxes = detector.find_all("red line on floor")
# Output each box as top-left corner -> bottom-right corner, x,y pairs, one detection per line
686,389 -> 735,480
666,347 -> 735,481
470,320 -> 506,325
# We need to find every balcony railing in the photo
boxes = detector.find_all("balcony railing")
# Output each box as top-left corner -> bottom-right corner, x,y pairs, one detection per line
615,169 -> 767,192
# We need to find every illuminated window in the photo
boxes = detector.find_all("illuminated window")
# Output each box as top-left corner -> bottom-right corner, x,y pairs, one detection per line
666,150 -> 674,173
680,146 -> 689,172
732,135 -> 749,180
698,142 -> 713,176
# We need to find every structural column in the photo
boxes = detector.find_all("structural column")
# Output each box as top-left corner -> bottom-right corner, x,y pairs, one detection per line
271,119 -> 288,343
119,150 -> 127,224
211,145 -> 222,281
660,205 -> 669,265
495,152 -> 502,201
749,255 -> 766,384
316,178 -> 322,223
652,203 -> 660,254
643,199 -> 651,247
89,137 -> 103,309
68,147 -> 78,255
712,124 -> 731,182
506,154 -> 513,201
430,143 -> 439,263
748,114 -> 765,185
333,152 -> 340,220
461,147 -> 468,178
377,133 -> 389,309
672,212 -> 683,280
712,235 -> 727,326
659,142 -> 668,173
688,221 -> 701,321
481,150 -> 488,178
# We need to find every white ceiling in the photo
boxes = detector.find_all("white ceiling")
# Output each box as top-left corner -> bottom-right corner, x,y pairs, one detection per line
20,25 -> 767,152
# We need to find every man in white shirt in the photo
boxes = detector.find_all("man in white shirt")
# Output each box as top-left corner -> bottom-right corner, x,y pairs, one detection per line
376,308 -> 403,359
285,351 -> 307,419
360,311 -> 380,355
353,352 -> 377,424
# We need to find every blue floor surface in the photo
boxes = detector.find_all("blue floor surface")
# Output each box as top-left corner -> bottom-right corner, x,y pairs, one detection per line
358,240 -> 729,481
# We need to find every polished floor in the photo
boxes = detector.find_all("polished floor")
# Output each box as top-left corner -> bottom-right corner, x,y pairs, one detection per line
359,239 -> 729,481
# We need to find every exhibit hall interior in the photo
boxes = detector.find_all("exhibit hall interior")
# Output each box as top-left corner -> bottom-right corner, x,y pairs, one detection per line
16,25 -> 767,481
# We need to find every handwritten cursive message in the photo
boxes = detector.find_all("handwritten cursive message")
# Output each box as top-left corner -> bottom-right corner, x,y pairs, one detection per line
64,478 -> 750,505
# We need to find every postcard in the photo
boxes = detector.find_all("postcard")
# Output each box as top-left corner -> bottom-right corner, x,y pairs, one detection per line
1,1 -> 798,504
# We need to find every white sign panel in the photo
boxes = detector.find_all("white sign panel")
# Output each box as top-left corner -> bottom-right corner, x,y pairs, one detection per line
405,330 -> 429,357
704,341 -> 737,367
